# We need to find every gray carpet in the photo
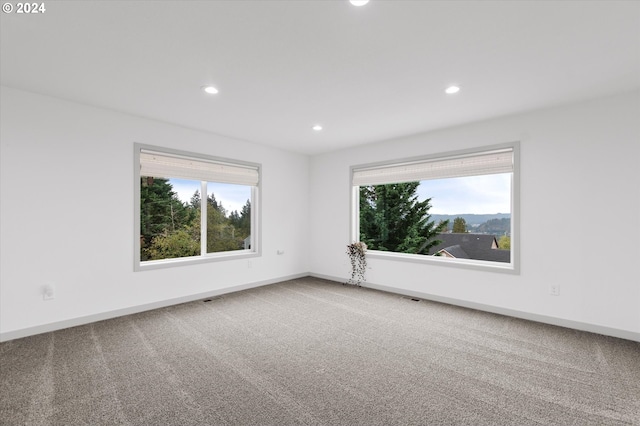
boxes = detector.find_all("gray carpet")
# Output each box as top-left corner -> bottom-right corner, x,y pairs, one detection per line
1,277 -> 639,425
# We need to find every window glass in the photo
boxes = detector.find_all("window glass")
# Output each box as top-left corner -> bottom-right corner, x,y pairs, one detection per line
135,144 -> 259,270
140,177 -> 200,261
352,144 -> 517,271
205,182 -> 252,254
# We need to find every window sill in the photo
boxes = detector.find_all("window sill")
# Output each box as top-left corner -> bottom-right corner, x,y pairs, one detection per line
135,250 -> 259,272
366,250 -> 519,275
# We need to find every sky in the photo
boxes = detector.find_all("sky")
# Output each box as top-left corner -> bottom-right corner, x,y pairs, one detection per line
416,173 -> 511,215
170,179 -> 250,214
170,173 -> 511,216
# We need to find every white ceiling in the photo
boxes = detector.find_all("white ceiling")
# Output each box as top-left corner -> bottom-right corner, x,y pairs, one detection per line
2,1 -> 639,155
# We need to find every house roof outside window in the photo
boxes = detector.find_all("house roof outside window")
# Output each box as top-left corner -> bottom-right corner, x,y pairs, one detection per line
429,233 -> 510,263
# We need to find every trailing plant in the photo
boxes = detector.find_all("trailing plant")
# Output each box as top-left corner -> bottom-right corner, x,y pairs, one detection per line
346,242 -> 367,286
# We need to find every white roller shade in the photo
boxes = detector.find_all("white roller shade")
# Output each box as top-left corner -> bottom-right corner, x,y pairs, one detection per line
140,150 -> 259,186
353,148 -> 513,186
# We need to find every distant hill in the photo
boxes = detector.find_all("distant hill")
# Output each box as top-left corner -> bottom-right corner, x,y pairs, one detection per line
430,213 -> 511,235
475,218 -> 510,235
430,213 -> 510,226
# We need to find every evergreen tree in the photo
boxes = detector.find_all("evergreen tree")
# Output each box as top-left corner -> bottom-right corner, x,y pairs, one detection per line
190,190 -> 201,209
140,177 -> 201,260
207,192 -> 220,211
140,177 -> 195,260
228,200 -> 251,241
238,200 -> 251,236
452,217 -> 468,233
228,210 -> 241,228
359,182 -> 448,254
208,192 -> 229,218
206,199 -> 229,252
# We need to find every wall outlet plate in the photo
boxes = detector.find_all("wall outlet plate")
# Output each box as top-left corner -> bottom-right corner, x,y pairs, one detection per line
549,284 -> 560,296
43,283 -> 55,300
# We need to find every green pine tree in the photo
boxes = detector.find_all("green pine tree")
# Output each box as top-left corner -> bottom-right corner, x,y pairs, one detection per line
359,182 -> 448,254
140,177 -> 196,260
452,217 -> 468,233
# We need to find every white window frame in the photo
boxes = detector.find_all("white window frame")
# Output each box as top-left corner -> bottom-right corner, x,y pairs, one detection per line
134,143 -> 261,271
350,142 -> 520,274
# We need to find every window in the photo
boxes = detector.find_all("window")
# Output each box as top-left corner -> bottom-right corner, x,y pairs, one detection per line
134,144 -> 260,270
351,143 -> 519,273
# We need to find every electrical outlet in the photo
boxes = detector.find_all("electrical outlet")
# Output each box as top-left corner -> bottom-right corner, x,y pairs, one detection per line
549,284 -> 560,296
247,260 -> 252,269
43,283 -> 55,301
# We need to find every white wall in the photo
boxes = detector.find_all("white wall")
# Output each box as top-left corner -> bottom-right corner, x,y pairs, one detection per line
0,87 -> 309,340
309,90 -> 640,340
2,87 -> 639,342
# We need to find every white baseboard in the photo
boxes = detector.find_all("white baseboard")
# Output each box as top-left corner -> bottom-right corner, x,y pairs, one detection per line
0,273 -> 308,342
309,273 -> 640,343
3,272 -> 638,343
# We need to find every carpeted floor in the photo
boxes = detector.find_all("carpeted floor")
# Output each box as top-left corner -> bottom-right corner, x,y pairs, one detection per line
1,277 -> 639,425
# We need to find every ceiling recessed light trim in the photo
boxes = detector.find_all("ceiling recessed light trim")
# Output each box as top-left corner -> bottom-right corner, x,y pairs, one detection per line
312,125 -> 323,131
350,0 -> 369,6
202,85 -> 219,95
445,85 -> 460,94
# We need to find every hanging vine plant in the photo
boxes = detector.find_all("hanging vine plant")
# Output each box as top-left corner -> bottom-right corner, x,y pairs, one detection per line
346,242 -> 367,286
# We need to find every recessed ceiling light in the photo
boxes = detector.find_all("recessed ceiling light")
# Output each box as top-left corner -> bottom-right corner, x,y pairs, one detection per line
445,86 -> 460,94
312,125 -> 323,131
350,0 -> 369,6
202,86 -> 219,95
